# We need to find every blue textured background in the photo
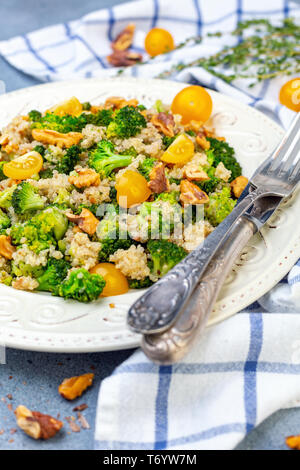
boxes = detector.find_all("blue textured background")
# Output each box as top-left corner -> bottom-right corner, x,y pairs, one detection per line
0,0 -> 299,451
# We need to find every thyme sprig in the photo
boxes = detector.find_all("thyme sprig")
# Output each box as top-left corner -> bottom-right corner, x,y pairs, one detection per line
156,18 -> 300,87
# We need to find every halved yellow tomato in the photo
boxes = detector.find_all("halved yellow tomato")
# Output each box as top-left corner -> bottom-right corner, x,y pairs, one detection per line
171,85 -> 213,124
90,263 -> 129,297
116,170 -> 151,208
279,78 -> 300,112
3,151 -> 43,180
161,134 -> 194,165
47,96 -> 83,116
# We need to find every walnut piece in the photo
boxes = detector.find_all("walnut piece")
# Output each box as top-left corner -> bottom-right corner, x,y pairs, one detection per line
15,405 -> 63,440
104,96 -> 139,110
286,434 -> 300,450
184,120 -> 203,133
32,129 -> 83,148
180,180 -> 209,205
68,168 -> 100,188
230,175 -> 248,198
0,235 -> 15,260
148,162 -> 170,194
111,23 -> 136,52
183,163 -> 210,182
196,132 -> 210,151
58,373 -> 95,401
66,208 -> 99,235
151,112 -> 175,137
107,50 -> 142,67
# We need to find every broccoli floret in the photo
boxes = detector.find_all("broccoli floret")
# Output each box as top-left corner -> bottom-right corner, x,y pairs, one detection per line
0,186 -> 16,209
12,182 -> 45,215
39,168 -> 54,179
196,168 -> 221,194
0,271 -> 12,286
30,109 -> 113,134
119,146 -> 138,157
28,110 -> 42,122
206,138 -> 242,182
36,257 -> 71,293
205,186 -> 236,226
98,239 -> 133,262
56,145 -> 81,174
0,208 -> 10,229
132,201 -> 182,241
186,130 -> 197,137
33,145 -> 46,158
53,189 -> 71,209
128,277 -> 153,289
147,240 -> 187,279
58,268 -> 105,302
82,102 -> 91,111
109,187 -> 117,204
0,162 -> 6,181
73,203 -> 98,216
138,157 -> 157,180
162,135 -> 176,149
88,140 -> 132,178
96,207 -> 130,259
155,191 -> 180,204
11,207 -> 68,253
11,261 -> 44,279
168,177 -> 181,185
106,106 -> 147,139
96,209 -> 120,240
197,177 -> 220,194
90,109 -> 114,127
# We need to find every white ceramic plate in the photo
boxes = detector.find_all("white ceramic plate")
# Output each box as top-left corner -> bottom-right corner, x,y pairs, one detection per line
0,77 -> 297,353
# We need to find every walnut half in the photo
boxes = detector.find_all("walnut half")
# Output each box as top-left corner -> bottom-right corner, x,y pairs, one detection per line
66,209 -> 99,236
230,175 -> 248,198
32,129 -> 83,148
151,112 -> 175,137
148,162 -> 170,194
68,168 -> 100,188
15,405 -> 63,440
111,23 -> 136,52
180,180 -> 209,205
107,50 -> 142,67
58,373 -> 95,401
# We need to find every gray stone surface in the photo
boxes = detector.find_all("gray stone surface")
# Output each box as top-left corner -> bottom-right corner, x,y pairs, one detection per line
0,0 -> 299,451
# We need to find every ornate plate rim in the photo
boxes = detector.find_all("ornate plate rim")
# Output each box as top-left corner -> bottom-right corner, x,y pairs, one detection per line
0,77 -> 294,353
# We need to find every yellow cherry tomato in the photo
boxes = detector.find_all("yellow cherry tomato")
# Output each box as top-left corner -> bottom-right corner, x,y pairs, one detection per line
145,28 -> 174,57
161,134 -> 194,165
47,96 -> 83,116
171,85 -> 213,124
3,151 -> 43,180
116,170 -> 151,208
279,78 -> 300,112
90,263 -> 129,297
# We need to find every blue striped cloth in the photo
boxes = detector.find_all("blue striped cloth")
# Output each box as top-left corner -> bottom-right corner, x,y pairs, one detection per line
0,0 -> 300,450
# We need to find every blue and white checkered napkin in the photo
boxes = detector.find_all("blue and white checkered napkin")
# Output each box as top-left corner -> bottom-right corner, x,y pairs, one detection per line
1,0 -> 300,451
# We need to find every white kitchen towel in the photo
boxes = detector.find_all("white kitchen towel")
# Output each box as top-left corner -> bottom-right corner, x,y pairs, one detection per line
0,0 -> 298,128
0,0 -> 299,451
95,308 -> 300,450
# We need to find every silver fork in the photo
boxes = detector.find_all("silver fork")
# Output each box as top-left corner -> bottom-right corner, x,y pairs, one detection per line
140,114 -> 300,364
128,114 -> 300,338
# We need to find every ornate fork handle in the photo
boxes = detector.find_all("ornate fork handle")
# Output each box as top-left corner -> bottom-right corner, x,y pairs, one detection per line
141,217 -> 256,364
128,186 -> 265,334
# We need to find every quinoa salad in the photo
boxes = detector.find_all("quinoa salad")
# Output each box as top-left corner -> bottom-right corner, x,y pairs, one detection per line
0,93 -> 248,302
